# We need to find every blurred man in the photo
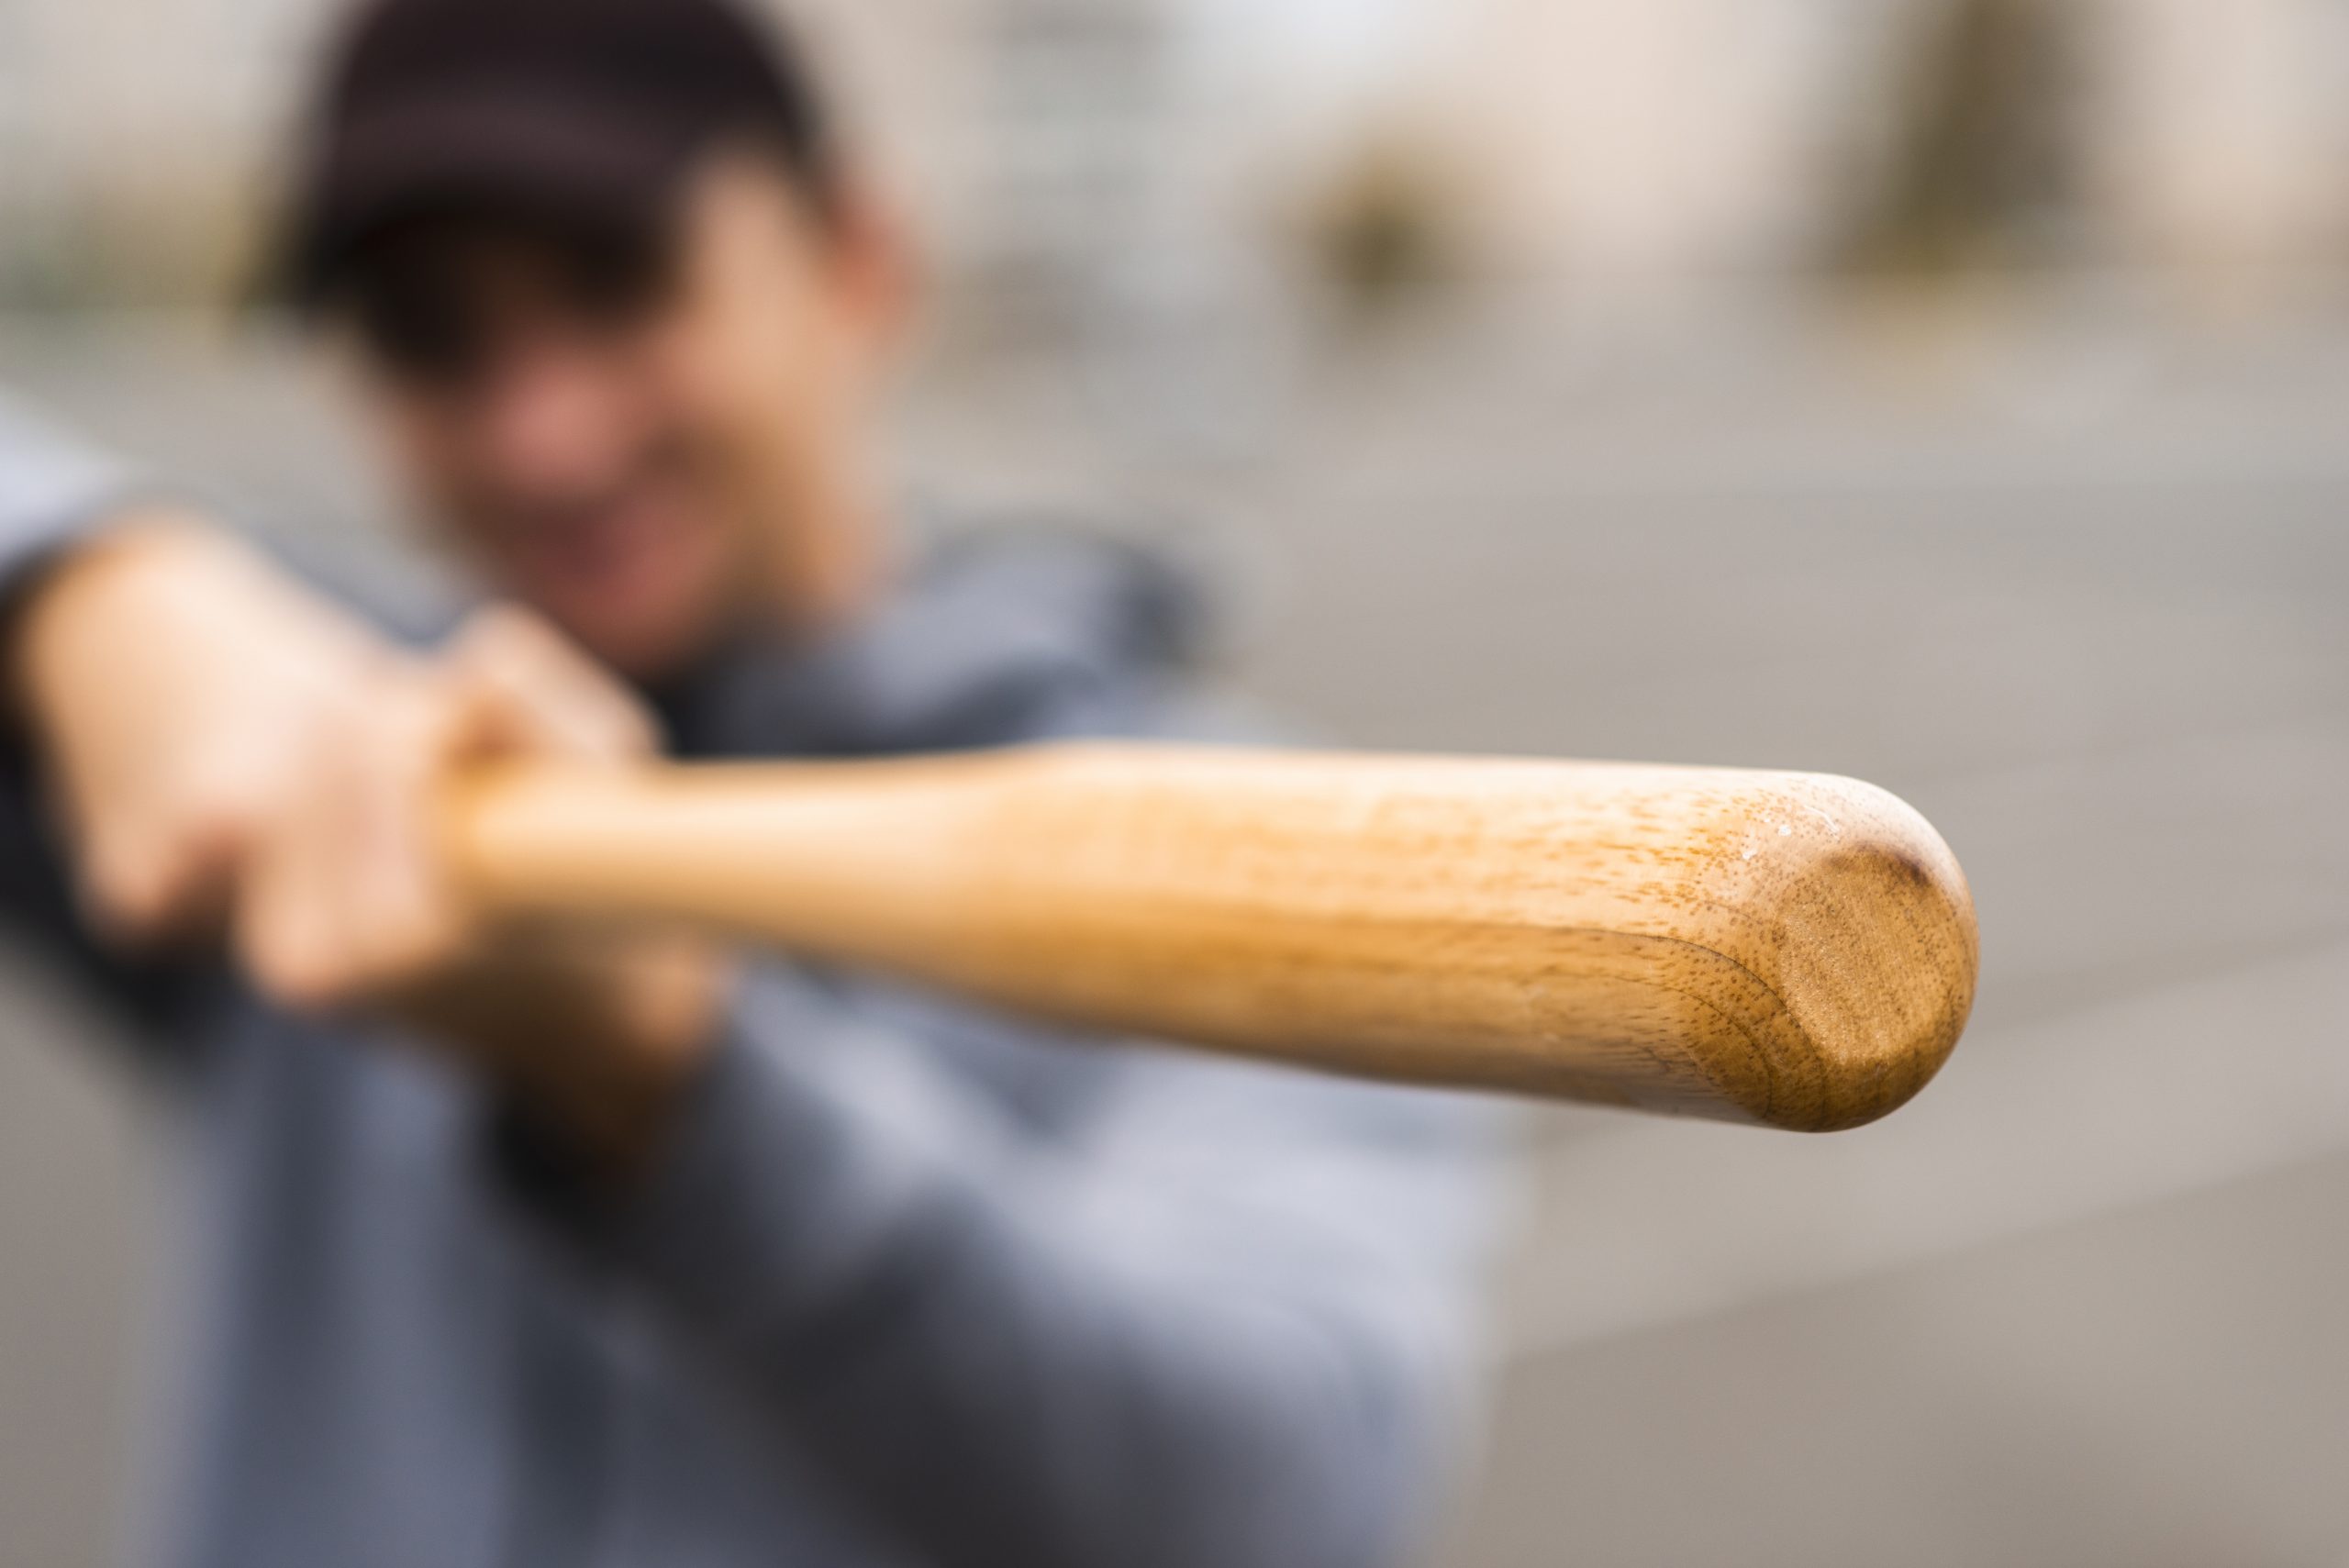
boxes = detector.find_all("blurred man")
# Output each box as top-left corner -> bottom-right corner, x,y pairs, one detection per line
0,1 -> 1501,1565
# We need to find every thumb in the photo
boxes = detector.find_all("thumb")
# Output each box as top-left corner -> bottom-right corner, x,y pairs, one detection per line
441,606 -> 658,765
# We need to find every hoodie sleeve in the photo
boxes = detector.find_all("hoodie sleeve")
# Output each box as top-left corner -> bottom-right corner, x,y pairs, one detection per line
0,392 -> 217,1043
506,967 -> 1508,1568
0,390 -> 147,591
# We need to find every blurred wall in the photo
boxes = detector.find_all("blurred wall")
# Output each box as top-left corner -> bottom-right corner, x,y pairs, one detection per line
2092,0 -> 2349,271
8,0 -> 2349,307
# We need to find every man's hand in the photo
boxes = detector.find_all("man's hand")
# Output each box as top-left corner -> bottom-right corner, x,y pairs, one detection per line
14,520 -> 728,1174
13,517 -> 395,942
237,606 -> 729,1173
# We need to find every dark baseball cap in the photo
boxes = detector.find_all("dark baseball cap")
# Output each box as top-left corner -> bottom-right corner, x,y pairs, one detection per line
275,0 -> 834,307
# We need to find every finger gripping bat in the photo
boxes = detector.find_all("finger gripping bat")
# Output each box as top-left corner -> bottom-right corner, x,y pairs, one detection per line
444,746 -> 1977,1131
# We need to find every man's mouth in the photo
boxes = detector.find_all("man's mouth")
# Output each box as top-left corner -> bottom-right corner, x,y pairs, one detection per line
505,477 -> 690,600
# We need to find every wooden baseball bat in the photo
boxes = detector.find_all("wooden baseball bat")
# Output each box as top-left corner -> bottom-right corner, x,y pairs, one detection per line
442,745 -> 1976,1131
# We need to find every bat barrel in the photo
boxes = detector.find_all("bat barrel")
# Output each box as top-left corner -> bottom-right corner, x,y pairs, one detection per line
445,745 -> 1977,1131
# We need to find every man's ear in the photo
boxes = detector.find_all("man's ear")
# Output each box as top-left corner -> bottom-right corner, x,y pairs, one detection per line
818,173 -> 918,356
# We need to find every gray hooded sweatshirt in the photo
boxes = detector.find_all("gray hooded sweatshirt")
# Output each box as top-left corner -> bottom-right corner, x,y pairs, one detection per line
0,393 -> 1503,1568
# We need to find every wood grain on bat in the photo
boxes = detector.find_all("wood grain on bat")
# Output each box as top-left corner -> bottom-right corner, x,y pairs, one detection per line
445,745 -> 1977,1130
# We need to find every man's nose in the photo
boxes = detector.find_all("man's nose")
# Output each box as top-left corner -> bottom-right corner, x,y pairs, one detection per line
474,337 -> 640,499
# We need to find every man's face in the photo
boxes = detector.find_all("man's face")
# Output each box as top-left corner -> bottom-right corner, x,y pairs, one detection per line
346,156 -> 898,679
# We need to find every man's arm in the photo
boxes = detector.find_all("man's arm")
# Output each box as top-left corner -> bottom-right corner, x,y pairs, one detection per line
15,527 -> 734,1166
0,397 -> 248,1040
506,962 -> 1508,1568
0,396 -> 729,1157
473,632 -> 1511,1568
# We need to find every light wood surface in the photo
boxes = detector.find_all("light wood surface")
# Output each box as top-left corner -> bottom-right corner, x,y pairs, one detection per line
445,745 -> 1976,1130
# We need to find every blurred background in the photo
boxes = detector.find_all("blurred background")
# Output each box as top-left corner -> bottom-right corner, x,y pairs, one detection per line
2,0 -> 2346,1563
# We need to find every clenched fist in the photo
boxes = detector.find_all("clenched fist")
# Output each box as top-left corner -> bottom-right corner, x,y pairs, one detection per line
13,517 -> 729,1173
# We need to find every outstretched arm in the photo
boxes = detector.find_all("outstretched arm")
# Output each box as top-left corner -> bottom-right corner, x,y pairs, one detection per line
0,398 -> 729,1155
0,396 -> 276,1040
503,966 -> 1509,1568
